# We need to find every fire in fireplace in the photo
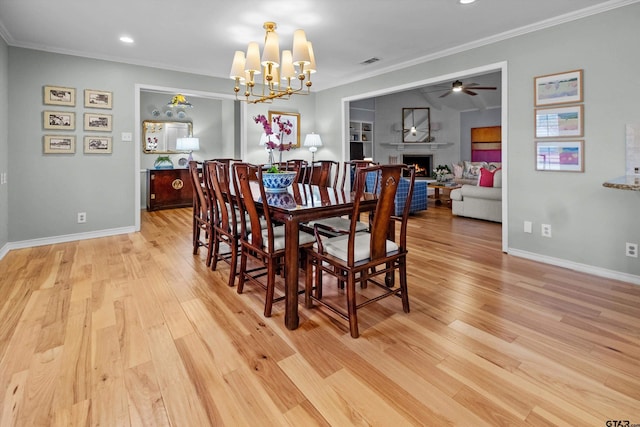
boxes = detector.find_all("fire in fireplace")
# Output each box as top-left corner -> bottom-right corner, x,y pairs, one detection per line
402,154 -> 433,178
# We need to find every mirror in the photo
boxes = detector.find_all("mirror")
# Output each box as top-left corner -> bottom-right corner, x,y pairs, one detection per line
402,108 -> 431,143
142,120 -> 193,153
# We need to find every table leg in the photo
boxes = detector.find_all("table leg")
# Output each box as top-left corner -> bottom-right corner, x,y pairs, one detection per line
434,187 -> 442,205
284,219 -> 300,330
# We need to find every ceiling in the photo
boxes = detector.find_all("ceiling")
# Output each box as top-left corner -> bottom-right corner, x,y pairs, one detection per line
0,0 -> 633,109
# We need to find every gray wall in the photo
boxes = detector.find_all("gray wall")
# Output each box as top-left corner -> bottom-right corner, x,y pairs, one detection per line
3,3 -> 640,281
0,37 -> 7,252
315,3 -> 640,279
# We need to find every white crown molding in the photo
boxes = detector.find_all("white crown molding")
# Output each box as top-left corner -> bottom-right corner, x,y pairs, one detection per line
321,0 -> 640,91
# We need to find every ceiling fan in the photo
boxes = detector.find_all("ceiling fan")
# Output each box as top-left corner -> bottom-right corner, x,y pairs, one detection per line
439,80 -> 497,98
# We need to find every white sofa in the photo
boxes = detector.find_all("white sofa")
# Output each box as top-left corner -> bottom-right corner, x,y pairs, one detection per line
450,169 -> 502,222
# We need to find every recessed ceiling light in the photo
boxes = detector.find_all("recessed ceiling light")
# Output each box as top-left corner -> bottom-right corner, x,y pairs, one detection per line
119,36 -> 134,44
459,0 -> 476,4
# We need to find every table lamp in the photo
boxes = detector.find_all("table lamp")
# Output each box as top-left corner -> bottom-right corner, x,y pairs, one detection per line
176,137 -> 200,163
303,133 -> 323,163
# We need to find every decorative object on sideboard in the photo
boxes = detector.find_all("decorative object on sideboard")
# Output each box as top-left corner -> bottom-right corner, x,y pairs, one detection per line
303,133 -> 322,163
229,22 -> 316,104
154,156 -> 174,170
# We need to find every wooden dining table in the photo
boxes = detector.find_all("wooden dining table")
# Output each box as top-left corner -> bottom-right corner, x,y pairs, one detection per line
247,181 -> 378,330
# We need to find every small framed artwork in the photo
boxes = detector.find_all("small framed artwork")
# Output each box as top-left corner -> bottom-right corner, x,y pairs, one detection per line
84,136 -> 112,154
535,104 -> 584,138
43,85 -> 75,106
43,110 -> 75,130
536,140 -> 584,172
43,135 -> 76,154
84,89 -> 112,109
268,110 -> 300,148
84,112 -> 112,132
534,69 -> 583,106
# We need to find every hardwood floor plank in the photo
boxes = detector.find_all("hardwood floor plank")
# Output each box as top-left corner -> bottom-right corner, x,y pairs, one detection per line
0,206 -> 639,426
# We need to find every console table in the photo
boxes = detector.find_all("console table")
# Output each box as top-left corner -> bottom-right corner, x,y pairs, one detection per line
147,168 -> 194,211
602,175 -> 640,191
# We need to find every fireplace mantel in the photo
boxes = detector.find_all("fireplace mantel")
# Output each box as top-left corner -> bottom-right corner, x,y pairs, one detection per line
381,142 -> 453,150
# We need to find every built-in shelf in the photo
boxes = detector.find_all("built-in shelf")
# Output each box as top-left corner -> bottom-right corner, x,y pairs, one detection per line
602,175 -> 640,191
381,142 -> 453,150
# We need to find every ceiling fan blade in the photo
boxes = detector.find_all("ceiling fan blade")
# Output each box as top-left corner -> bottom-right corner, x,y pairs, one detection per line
463,89 -> 478,96
439,90 -> 453,98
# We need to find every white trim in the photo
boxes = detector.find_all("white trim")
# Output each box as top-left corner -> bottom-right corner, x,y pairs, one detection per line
2,226 -> 135,253
134,84 -> 236,233
321,0 -> 640,91
509,248 -> 640,286
342,61 -> 509,251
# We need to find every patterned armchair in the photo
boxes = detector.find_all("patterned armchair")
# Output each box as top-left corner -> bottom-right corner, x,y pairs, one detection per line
366,172 -> 427,216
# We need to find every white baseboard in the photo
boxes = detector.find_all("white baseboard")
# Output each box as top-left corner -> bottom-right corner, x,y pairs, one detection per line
0,226 -> 136,260
508,248 -> 640,286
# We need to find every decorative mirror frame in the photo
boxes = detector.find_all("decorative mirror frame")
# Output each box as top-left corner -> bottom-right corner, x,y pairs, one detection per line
142,120 -> 193,153
402,107 -> 431,143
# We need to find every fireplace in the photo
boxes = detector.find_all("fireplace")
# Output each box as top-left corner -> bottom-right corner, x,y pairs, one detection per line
402,154 -> 433,178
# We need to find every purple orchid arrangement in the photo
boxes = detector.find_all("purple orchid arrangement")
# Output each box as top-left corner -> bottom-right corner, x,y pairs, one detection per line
254,114 -> 293,158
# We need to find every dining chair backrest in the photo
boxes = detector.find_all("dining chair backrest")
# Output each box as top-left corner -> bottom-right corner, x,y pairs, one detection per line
307,160 -> 339,187
189,160 -> 209,219
272,159 -> 308,183
340,160 -> 378,191
232,163 -> 276,252
349,164 -> 415,264
205,160 -> 235,234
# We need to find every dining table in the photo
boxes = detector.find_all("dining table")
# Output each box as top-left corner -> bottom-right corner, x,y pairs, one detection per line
247,181 -> 378,330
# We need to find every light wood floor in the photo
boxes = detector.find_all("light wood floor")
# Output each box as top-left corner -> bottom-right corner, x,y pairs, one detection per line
1,204 -> 639,426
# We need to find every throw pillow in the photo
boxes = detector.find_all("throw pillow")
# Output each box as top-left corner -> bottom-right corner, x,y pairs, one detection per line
452,162 -> 464,179
479,167 -> 501,187
463,161 -> 486,180
487,162 -> 502,171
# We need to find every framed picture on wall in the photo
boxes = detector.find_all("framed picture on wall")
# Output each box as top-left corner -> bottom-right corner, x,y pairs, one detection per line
84,89 -> 113,109
84,136 -> 112,153
268,110 -> 300,148
536,140 -> 584,172
534,69 -> 583,106
43,85 -> 75,106
84,112 -> 112,131
43,135 -> 76,154
535,104 -> 584,138
43,110 -> 75,130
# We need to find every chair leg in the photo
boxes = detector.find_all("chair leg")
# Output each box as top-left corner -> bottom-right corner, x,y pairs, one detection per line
237,249 -> 247,294
205,228 -> 214,267
193,222 -> 200,255
264,257 -> 276,317
305,253 -> 314,308
346,275 -> 359,338
210,234 -> 220,270
227,243 -> 238,287
400,261 -> 410,313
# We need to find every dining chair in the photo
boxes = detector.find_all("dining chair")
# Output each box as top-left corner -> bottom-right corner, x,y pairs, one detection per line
272,159 -> 308,183
304,164 -> 416,338
232,162 -> 316,317
188,160 -> 214,265
305,160 -> 375,235
205,159 -> 241,287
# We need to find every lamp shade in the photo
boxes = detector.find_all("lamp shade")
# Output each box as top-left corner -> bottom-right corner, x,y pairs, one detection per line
303,133 -> 322,148
176,137 -> 200,152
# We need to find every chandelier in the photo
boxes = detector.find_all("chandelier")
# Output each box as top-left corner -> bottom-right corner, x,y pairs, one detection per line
229,22 -> 316,104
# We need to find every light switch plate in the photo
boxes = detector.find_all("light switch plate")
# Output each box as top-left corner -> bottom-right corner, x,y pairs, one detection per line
121,132 -> 132,142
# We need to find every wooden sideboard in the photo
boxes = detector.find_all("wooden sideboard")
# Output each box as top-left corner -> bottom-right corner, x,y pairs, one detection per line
147,168 -> 194,211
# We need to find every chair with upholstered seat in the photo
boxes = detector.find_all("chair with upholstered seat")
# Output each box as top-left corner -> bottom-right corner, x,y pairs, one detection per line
305,164 -> 416,338
232,162 -> 316,317
204,159 -> 242,287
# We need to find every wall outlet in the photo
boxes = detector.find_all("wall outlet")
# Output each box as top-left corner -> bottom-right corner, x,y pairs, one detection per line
541,224 -> 552,238
77,212 -> 87,223
626,242 -> 638,258
524,221 -> 532,233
